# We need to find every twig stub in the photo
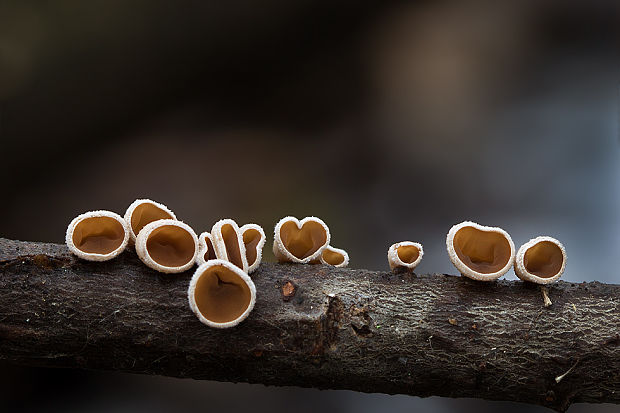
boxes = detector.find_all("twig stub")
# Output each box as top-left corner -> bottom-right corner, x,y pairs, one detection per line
281,281 -> 297,301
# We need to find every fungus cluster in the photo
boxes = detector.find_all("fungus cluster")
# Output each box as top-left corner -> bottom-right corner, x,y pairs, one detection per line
445,221 -> 566,283
385,221 -> 566,285
66,200 -> 200,271
66,199 -> 267,329
188,218 -> 266,328
273,216 -> 349,268
66,204 -> 567,330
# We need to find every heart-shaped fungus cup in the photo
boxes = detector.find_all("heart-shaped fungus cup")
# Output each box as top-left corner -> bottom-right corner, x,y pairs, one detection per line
446,221 -> 515,281
273,216 -> 330,264
515,236 -> 566,284
211,219 -> 249,273
188,260 -> 256,328
240,223 -> 266,273
124,199 -> 177,244
196,231 -> 217,266
66,210 -> 130,261
319,245 -> 349,267
136,219 -> 198,273
388,241 -> 423,271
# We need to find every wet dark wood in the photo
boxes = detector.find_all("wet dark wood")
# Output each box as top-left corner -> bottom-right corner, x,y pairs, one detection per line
0,238 -> 618,411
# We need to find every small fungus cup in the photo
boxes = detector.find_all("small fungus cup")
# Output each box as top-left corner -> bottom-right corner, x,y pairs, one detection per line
196,231 -> 217,267
66,210 -> 130,261
514,236 -> 566,284
211,219 -> 249,273
446,221 -> 515,281
319,245 -> 349,268
240,223 -> 266,274
188,260 -> 256,328
124,199 -> 177,244
388,241 -> 423,271
136,219 -> 198,273
273,216 -> 330,264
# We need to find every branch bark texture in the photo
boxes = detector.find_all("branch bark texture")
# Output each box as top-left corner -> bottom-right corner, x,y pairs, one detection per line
0,238 -> 618,411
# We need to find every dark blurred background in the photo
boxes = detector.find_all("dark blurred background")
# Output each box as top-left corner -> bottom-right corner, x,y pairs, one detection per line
1,0 -> 618,411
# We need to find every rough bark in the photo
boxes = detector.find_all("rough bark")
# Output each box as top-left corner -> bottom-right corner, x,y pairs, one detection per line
0,238 -> 618,411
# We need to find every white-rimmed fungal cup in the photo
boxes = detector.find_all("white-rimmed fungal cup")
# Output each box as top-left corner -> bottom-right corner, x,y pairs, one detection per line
388,241 -> 423,271
135,219 -> 198,273
273,216 -> 330,264
124,199 -> 177,244
515,236 -> 566,284
196,231 -> 217,267
319,245 -> 349,268
446,221 -> 515,281
240,223 -> 266,274
66,210 -> 130,261
211,219 -> 249,273
188,259 -> 256,328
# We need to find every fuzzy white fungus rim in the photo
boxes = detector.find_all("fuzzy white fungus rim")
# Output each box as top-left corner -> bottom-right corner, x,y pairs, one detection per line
446,221 -> 515,281
387,241 -> 423,271
514,236 -> 566,284
240,223 -> 266,274
66,210 -> 130,261
124,199 -> 177,244
319,245 -> 350,268
196,231 -> 216,267
272,216 -> 331,264
188,259 -> 257,328
135,219 -> 198,273
210,219 -> 249,273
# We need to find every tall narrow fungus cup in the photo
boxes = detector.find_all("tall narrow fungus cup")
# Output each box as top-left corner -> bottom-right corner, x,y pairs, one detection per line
273,216 -> 330,264
210,219 -> 249,273
196,231 -> 217,266
388,241 -> 423,271
240,223 -> 266,274
66,210 -> 130,261
446,221 -> 515,281
514,236 -> 566,284
188,260 -> 256,328
124,199 -> 177,244
136,219 -> 198,273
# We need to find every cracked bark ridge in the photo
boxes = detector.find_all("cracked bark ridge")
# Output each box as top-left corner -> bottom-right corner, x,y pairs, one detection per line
0,238 -> 618,412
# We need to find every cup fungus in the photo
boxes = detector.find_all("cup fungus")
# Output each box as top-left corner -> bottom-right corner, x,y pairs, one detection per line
387,241 -> 423,271
188,259 -> 256,328
514,236 -> 566,284
210,219 -> 250,273
239,223 -> 266,274
196,231 -> 217,267
124,199 -> 177,244
317,245 -> 349,268
66,210 -> 130,261
273,216 -> 330,264
135,219 -> 198,273
446,221 -> 515,281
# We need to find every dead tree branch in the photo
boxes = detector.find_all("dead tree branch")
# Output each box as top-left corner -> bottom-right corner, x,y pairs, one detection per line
0,238 -> 618,411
